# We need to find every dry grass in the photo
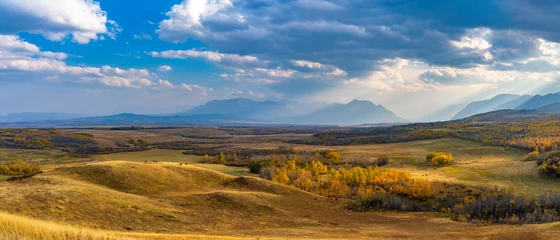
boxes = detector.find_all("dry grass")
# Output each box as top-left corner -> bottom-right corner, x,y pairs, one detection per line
0,211 -> 273,240
2,161 -> 560,239
0,211 -> 127,240
5,128 -> 560,239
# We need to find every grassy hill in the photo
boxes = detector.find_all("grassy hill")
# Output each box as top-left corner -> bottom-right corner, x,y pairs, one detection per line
5,128 -> 560,239
0,158 -> 558,239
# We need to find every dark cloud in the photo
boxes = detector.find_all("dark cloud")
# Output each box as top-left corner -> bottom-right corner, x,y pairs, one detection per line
157,0 -> 560,76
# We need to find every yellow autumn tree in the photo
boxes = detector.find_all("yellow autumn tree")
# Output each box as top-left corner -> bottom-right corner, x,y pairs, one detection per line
426,152 -> 453,165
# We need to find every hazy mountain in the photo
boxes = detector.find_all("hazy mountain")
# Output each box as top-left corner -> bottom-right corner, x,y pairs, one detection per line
495,95 -> 533,110
176,98 -> 405,125
421,102 -> 468,122
535,102 -> 560,112
179,98 -> 280,116
452,94 -> 522,120
516,92 -> 560,110
0,112 -> 87,123
456,109 -> 554,123
294,99 -> 407,125
0,99 -> 406,127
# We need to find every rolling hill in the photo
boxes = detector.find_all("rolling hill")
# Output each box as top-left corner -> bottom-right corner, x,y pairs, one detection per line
535,102 -> 560,112
456,109 -> 555,123
1,160 -> 556,239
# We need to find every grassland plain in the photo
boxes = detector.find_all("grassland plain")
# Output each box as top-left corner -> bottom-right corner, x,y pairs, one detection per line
1,137 -> 553,194
2,161 -> 560,240
3,134 -> 560,239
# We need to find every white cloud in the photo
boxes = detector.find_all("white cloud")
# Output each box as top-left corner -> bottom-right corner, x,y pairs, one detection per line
0,34 -> 215,91
290,60 -> 347,77
150,49 -> 263,67
254,68 -> 295,78
158,65 -> 173,72
157,0 -> 235,41
179,83 -> 213,96
281,21 -> 369,37
226,89 -> 283,100
0,0 -> 120,44
156,79 -> 175,88
343,58 -> 428,92
451,28 -> 492,50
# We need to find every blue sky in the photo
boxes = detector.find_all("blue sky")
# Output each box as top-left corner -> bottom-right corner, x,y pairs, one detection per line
1,0 -> 560,121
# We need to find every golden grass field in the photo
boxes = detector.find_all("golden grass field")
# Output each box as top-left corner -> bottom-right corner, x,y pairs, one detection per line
3,132 -> 560,239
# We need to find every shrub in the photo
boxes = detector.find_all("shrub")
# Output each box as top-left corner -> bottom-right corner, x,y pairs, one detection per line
374,156 -> 389,166
201,154 -> 210,163
0,160 -> 41,176
537,152 -> 560,178
0,165 -> 9,175
325,151 -> 341,161
426,152 -> 453,165
524,151 -> 544,162
247,161 -> 263,173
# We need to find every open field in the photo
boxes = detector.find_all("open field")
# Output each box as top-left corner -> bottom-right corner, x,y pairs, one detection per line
1,136 -> 553,194
2,161 -> 560,239
3,127 -> 560,239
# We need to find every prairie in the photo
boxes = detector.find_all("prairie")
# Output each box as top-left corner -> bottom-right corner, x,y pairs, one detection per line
1,161 -> 560,240
2,127 -> 560,239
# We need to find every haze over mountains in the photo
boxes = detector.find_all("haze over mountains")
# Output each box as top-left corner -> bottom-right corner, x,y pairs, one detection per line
0,99 -> 407,127
449,92 -> 560,121
0,113 -> 87,123
452,94 -> 522,120
515,93 -> 560,110
4,91 -> 560,128
175,98 -> 406,125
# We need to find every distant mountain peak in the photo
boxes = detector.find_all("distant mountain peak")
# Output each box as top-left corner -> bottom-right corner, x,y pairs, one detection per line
452,94 -> 522,120
348,99 -> 376,106
516,92 -> 560,110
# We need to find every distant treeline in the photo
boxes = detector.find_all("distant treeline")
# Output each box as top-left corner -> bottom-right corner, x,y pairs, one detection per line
0,129 -> 94,149
288,117 -> 560,154
288,128 -> 448,145
218,126 -> 334,135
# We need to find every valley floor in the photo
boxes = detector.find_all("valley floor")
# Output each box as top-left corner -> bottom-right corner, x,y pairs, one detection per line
1,137 -> 560,239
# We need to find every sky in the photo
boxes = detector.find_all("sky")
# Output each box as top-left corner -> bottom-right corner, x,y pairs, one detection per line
1,0 -> 560,121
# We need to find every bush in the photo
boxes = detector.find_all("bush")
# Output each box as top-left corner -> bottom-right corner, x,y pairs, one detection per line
0,160 -> 41,176
248,161 -> 263,173
524,151 -> 544,162
0,165 -> 9,175
426,152 -> 453,165
537,152 -> 560,178
374,156 -> 389,166
325,151 -> 341,161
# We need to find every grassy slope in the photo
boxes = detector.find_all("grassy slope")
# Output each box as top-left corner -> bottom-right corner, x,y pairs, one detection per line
287,137 -> 554,195
90,149 -> 256,177
4,137 -> 560,238
3,161 -> 560,239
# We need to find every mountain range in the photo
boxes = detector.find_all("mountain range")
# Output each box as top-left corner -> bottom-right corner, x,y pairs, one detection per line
0,113 -> 87,123
5,91 -> 560,128
452,94 -> 526,120
450,92 -> 560,121
174,98 -> 406,125
0,98 -> 407,127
